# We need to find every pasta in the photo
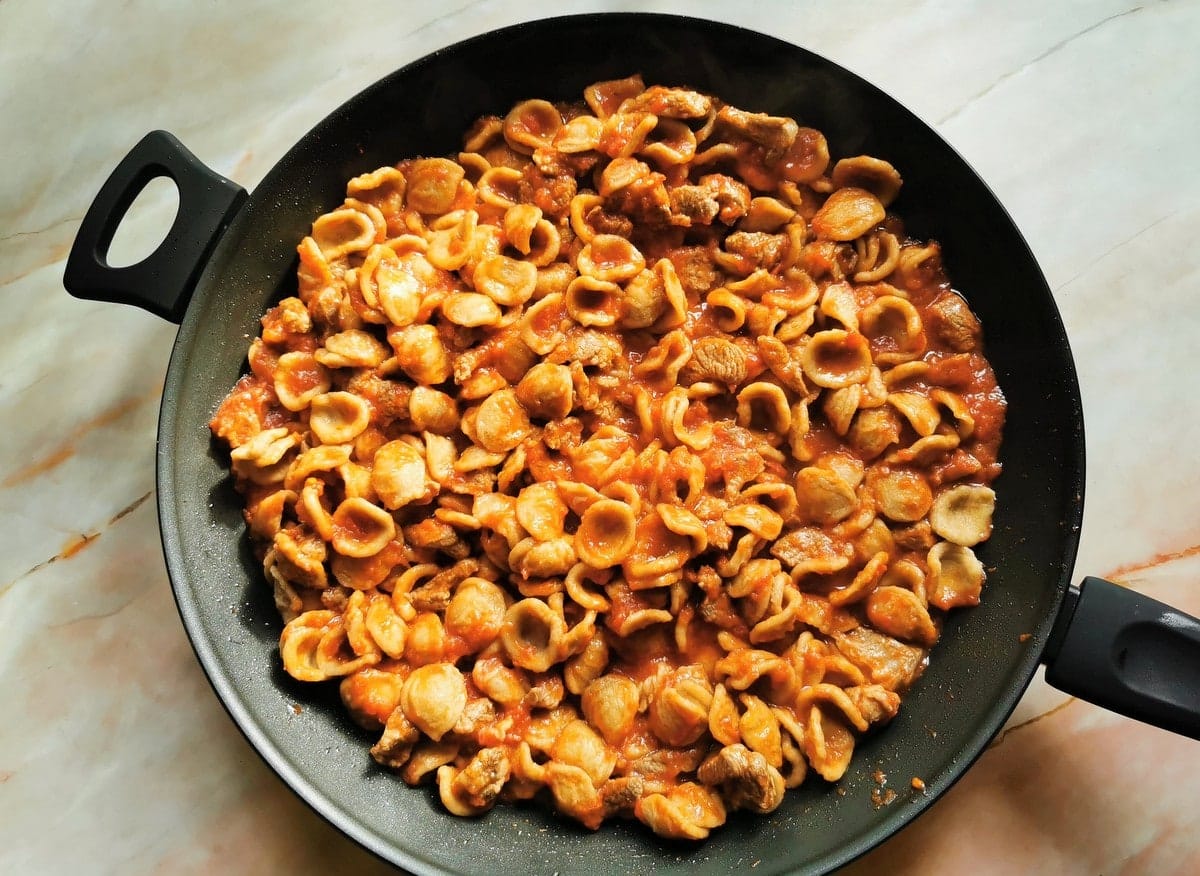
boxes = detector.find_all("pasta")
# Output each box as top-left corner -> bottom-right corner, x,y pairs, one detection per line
210,76 -> 1006,839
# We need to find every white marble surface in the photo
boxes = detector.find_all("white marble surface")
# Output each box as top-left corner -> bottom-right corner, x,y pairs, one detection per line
3,0 -> 1199,873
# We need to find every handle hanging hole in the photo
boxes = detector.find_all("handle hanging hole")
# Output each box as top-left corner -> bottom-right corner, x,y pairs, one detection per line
104,175 -> 181,268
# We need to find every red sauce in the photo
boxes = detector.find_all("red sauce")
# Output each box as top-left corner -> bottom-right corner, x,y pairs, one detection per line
212,81 -> 1010,838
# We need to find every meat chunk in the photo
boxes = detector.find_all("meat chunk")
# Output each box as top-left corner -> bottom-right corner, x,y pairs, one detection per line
669,185 -> 720,226
520,162 -> 577,218
542,417 -> 583,450
344,370 -> 412,424
756,336 -> 808,395
698,422 -> 765,493
723,231 -> 786,270
697,743 -> 786,814
680,337 -> 747,387
452,747 -> 510,808
371,707 -> 419,769
547,328 -> 623,370
696,565 -> 746,633
522,674 -> 565,710
845,684 -> 901,726
770,527 -> 852,572
585,203 -> 634,238
407,558 -> 479,612
892,520 -> 935,551
699,174 -> 751,225
621,85 -> 713,119
209,374 -> 279,448
716,106 -> 799,160
601,159 -> 672,225
404,519 -> 471,562
832,627 -> 927,691
668,246 -> 720,295
452,696 -> 498,737
601,775 -> 646,817
927,292 -> 982,352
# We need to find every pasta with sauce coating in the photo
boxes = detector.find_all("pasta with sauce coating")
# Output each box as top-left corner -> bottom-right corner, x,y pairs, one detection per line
210,78 -> 1005,839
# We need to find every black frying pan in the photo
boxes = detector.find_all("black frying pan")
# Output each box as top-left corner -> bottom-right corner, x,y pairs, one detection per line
62,14 -> 1200,876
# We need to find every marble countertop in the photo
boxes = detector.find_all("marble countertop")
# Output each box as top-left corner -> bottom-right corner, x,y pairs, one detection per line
3,1 -> 1198,873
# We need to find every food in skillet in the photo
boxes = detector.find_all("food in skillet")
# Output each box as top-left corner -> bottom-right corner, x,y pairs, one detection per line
209,75 -> 1005,839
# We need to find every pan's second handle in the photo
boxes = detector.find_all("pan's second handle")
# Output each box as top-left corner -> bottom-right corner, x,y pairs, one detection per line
64,131 -> 247,323
1043,576 -> 1200,740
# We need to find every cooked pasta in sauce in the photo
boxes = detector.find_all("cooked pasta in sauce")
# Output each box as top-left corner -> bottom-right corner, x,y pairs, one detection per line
210,76 -> 1006,839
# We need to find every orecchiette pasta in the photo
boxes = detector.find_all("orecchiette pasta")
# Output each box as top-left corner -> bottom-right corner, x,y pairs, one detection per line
211,78 -> 1005,840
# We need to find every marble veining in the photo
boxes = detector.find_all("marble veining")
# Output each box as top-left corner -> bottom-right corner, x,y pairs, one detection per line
2,0 -> 1198,873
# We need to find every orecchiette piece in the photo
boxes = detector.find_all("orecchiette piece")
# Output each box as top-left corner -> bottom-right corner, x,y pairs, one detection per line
795,466 -> 858,525
371,440 -> 431,510
800,330 -> 873,388
565,276 -> 624,328
929,484 -> 996,547
509,536 -> 577,579
635,783 -> 727,840
515,362 -> 574,420
409,386 -> 459,434
391,323 -> 452,384
441,291 -> 502,327
648,665 -> 714,747
737,382 -> 792,434
867,585 -> 938,646
582,674 -> 640,746
230,427 -> 299,485
405,157 -> 465,214
400,663 -> 466,741
888,391 -> 941,437
273,351 -> 331,412
739,694 -> 783,768
546,762 -> 605,830
474,254 -> 538,306
315,329 -> 389,369
477,165 -> 522,208
339,667 -> 405,729
831,156 -> 903,207
309,391 -> 371,445
504,99 -> 563,153
515,482 -> 569,541
550,719 -> 617,785
311,208 -> 377,258
475,389 -> 532,453
861,295 -> 926,364
927,541 -> 986,610
279,611 -> 336,682
574,499 -> 637,569
809,187 -> 885,241
576,234 -> 646,283
443,577 -> 507,652
330,497 -> 396,558
373,252 -> 424,327
500,598 -> 566,673
802,705 -> 856,782
425,210 -> 477,272
870,467 -> 933,523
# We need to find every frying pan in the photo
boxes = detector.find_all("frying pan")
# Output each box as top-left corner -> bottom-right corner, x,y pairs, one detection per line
62,13 -> 1200,875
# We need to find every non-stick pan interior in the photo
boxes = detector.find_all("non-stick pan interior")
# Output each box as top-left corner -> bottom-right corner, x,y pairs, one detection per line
158,14 -> 1084,875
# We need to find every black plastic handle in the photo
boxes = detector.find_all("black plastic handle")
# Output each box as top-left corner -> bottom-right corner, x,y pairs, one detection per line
64,130 -> 247,323
1043,576 -> 1200,740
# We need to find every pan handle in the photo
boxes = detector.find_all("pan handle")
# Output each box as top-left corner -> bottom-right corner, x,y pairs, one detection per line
64,130 -> 247,324
1043,576 -> 1200,740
